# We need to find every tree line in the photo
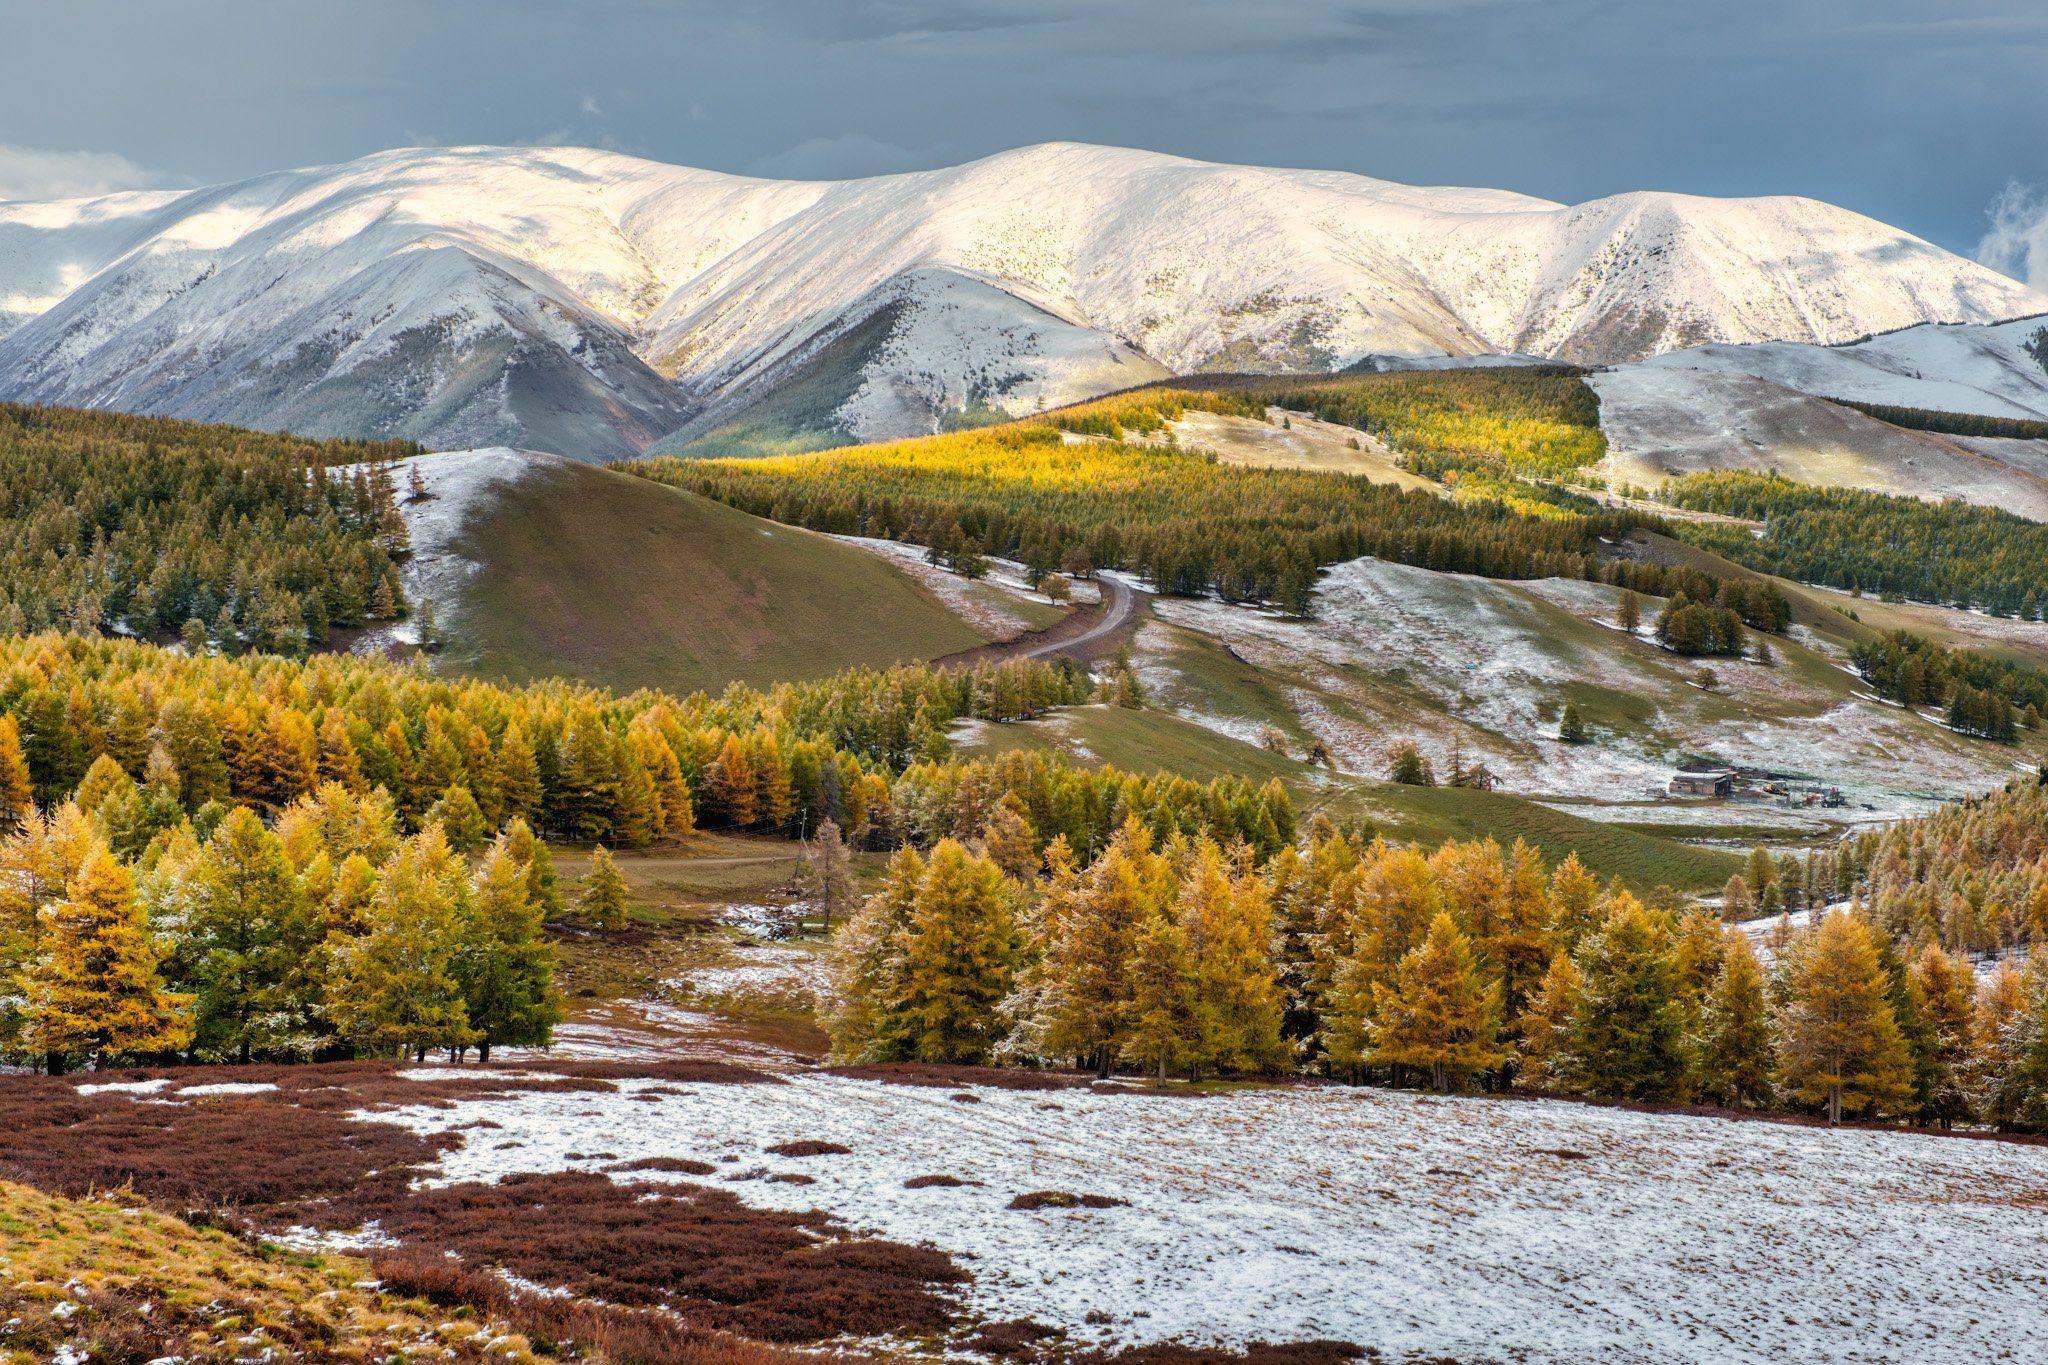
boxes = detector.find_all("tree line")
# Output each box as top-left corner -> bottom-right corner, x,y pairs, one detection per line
1662,470 -> 2048,618
827,802 -> 2048,1131
0,632 -> 1290,1072
1849,629 -> 2046,740
1836,398 -> 2048,442
1160,366 -> 1608,481
632,387 -> 1769,620
0,403 -> 417,653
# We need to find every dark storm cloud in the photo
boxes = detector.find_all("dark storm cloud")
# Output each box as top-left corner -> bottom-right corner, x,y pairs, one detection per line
0,0 -> 2040,259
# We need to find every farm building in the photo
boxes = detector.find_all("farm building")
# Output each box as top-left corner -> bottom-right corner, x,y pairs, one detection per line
1671,768 -> 1736,797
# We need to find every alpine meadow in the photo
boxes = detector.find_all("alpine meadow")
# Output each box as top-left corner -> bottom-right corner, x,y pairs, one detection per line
4,8 -> 2048,1362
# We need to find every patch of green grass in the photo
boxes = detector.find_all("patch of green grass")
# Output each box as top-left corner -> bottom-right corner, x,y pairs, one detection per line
446,460 -> 987,694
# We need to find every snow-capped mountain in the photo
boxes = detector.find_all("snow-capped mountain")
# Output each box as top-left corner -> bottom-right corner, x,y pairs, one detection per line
0,142 -> 2039,456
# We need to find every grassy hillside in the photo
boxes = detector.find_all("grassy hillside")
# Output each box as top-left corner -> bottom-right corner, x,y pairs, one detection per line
0,1180 -> 535,1362
445,458 -> 987,694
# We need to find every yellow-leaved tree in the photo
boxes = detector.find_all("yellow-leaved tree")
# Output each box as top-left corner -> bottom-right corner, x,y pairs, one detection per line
1775,911 -> 1913,1124
22,844 -> 192,1073
1367,911 -> 1503,1092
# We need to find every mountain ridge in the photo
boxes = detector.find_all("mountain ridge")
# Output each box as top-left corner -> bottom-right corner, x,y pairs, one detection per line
0,141 -> 2039,456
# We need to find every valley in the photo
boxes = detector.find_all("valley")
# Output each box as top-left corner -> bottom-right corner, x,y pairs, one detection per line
7,119 -> 2048,1365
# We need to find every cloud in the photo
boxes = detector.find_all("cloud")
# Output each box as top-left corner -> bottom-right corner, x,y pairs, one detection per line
0,144 -> 170,202
746,132 -> 931,181
1977,182 -> 2048,290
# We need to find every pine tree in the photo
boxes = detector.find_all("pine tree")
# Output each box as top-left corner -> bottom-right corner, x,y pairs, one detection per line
454,843 -> 563,1063
1034,819 -> 1173,1076
825,845 -> 921,1062
181,806 -> 320,1061
0,714 -> 35,831
1558,703 -> 1587,744
1570,895 -> 1685,1100
1128,907 -> 1194,1082
324,828 -> 474,1061
888,840 -> 1018,1064
1775,911 -> 1913,1124
575,845 -> 630,930
1720,874 -> 1754,924
1617,589 -> 1642,635
1177,839 -> 1286,1079
1367,912 -> 1503,1092
1905,942 -> 1978,1127
427,784 -> 490,854
977,798 -> 1040,884
1516,950 -> 1583,1093
22,845 -> 191,1072
1694,930 -> 1773,1107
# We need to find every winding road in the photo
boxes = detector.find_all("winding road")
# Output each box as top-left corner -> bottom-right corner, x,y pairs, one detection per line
1017,573 -> 1139,659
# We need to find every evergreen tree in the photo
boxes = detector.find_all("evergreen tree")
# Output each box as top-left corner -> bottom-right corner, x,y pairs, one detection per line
1177,840 -> 1286,1078
1515,950 -> 1583,1093
1570,895 -> 1685,1100
1558,703 -> 1588,744
1694,930 -> 1773,1107
1128,907 -> 1194,1082
21,845 -> 191,1072
325,828 -> 474,1061
888,840 -> 1018,1064
0,714 -> 34,831
180,806 -> 319,1061
1616,589 -> 1641,635
454,842 -> 563,1063
1775,911 -> 1913,1124
824,846 -> 921,1062
1904,943 -> 1978,1127
1367,912 -> 1503,1092
575,845 -> 630,930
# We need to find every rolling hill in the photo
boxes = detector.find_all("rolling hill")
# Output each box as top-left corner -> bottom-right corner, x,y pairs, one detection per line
0,143 -> 2038,456
374,448 -> 992,694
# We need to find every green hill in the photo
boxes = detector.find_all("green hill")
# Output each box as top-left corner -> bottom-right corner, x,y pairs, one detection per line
441,457 -> 987,694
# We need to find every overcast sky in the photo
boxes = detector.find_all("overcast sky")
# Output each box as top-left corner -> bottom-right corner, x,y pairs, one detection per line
3,0 -> 2044,267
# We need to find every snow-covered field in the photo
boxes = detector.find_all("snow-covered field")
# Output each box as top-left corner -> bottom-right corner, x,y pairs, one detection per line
1589,366 -> 2048,520
1637,315 -> 2048,421
343,446 -> 548,653
370,1071 -> 2048,1362
836,536 -> 1093,637
1141,556 -> 2021,819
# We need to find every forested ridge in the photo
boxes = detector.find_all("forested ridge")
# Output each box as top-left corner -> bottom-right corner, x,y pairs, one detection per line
0,404 -> 417,652
1163,364 -> 1608,480
633,380 -> 1716,617
1661,470 -> 2048,616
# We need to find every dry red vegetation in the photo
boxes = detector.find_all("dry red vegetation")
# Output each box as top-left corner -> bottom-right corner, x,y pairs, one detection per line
316,1170 -> 964,1343
609,1156 -> 719,1176
903,1174 -> 969,1189
368,1247 -> 826,1364
765,1139 -> 853,1156
1006,1190 -> 1130,1211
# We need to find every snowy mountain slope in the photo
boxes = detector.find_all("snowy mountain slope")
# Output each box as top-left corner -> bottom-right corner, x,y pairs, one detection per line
1634,314 -> 2048,420
1589,366 -> 2048,519
0,142 -> 2039,455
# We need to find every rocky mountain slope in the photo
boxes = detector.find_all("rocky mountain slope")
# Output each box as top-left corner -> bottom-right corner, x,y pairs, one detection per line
1,143 -> 2038,456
